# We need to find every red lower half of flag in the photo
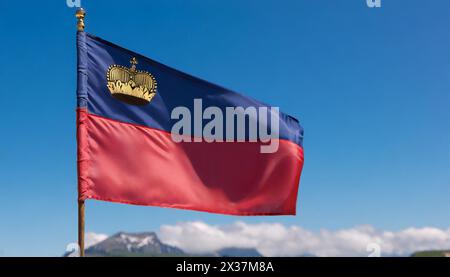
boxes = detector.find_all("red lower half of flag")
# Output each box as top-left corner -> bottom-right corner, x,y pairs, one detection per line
77,109 -> 304,215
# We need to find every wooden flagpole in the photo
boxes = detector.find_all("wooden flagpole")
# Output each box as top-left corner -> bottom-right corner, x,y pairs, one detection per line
76,7 -> 86,258
78,200 -> 85,257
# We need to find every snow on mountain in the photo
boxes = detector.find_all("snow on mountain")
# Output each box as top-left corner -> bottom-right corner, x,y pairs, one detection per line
85,232 -> 184,256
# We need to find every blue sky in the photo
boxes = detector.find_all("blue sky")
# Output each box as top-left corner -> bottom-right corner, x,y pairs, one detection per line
0,0 -> 449,256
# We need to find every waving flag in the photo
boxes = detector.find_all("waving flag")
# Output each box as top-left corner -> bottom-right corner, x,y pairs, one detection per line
76,32 -> 304,215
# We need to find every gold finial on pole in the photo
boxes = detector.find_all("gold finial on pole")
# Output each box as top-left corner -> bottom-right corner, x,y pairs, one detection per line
75,8 -> 86,32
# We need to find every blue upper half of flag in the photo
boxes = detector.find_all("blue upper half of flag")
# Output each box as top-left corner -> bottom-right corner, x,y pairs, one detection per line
77,32 -> 303,146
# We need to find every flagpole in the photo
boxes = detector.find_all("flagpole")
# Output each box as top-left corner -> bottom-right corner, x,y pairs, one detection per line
78,200 -> 85,257
76,7 -> 86,258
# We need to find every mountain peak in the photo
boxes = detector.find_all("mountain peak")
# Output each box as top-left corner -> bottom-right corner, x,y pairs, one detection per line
86,231 -> 184,257
76,231 -> 263,257
111,232 -> 159,251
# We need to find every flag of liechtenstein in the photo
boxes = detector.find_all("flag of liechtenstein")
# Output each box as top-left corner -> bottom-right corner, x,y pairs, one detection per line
76,32 -> 304,215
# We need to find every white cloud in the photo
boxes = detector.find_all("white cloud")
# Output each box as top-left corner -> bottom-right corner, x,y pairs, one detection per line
85,232 -> 108,248
158,221 -> 450,257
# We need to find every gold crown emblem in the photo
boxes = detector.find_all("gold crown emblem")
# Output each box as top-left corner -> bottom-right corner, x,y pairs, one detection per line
106,57 -> 157,105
